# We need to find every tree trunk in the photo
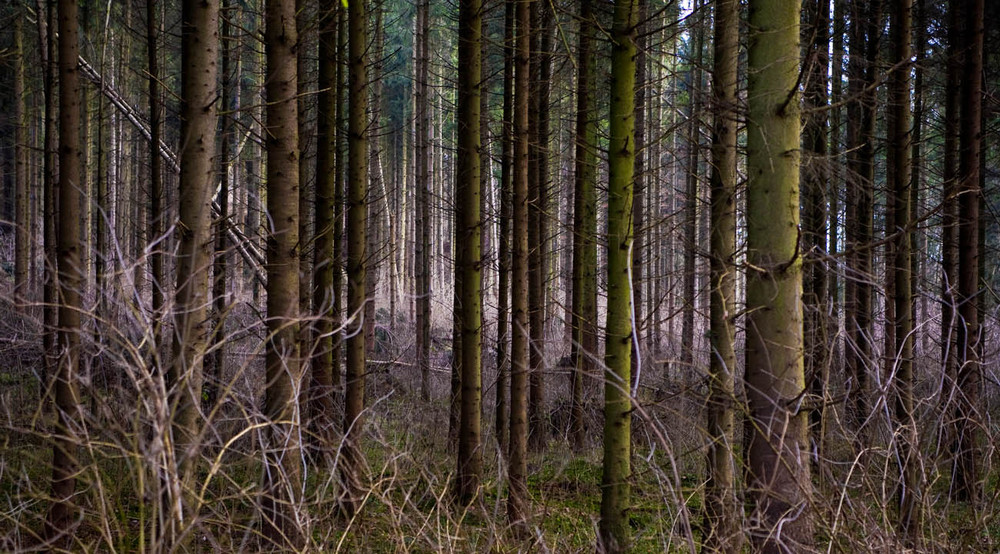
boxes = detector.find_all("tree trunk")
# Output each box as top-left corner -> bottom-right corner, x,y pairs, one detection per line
167,0 -> 219,534
954,0 -> 983,506
146,0 -> 164,357
311,0 -> 342,459
745,0 -> 814,549
802,0 -> 830,453
680,3 -> 704,379
507,0 -> 531,530
47,0 -> 84,541
342,0 -> 369,517
887,0 -> 919,536
455,0 -> 483,505
13,13 -> 29,305
703,0 -> 740,549
415,0 -> 432,404
599,0 -> 637,550
495,0 -> 514,450
570,0 -> 597,453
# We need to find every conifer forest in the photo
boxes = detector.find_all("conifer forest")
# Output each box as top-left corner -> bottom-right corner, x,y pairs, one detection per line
2,0 -> 1000,551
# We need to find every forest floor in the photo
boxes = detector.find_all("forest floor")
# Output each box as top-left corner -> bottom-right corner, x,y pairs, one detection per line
2,300 -> 1000,551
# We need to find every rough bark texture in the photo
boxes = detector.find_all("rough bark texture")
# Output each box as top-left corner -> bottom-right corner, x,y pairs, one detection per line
147,0 -> 164,358
262,0 -> 303,545
570,0 -> 597,453
170,0 -> 219,520
887,0 -> 919,537
455,0 -> 483,506
704,0 -> 740,549
311,0 -> 342,458
954,0 -> 984,506
342,0 -> 369,517
495,0 -> 514,451
745,0 -> 814,549
507,0 -> 531,530
47,0 -> 83,541
13,14 -> 28,304
415,0 -> 432,404
599,0 -> 637,550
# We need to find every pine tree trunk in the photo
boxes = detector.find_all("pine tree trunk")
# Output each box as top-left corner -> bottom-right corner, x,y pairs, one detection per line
954,0 -> 983,506
342,0 -> 369,517
311,0 -> 342,459
169,0 -> 219,528
570,0 -> 597,453
415,0 -> 432,403
455,0 -> 483,505
599,0 -> 637,550
262,0 -> 303,544
703,0 -> 740,549
507,0 -> 531,529
495,0 -> 514,450
745,0 -> 814,548
13,13 -> 29,305
887,0 -> 919,536
47,0 -> 84,541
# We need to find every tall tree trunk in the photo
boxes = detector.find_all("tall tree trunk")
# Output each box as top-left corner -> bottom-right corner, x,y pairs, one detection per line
599,0 -> 637,550
342,0 -> 369,517
845,0 -> 881,429
39,0 -> 59,409
802,0 -> 830,453
455,0 -> 483,505
13,13 -> 29,305
954,0 -> 983,506
887,0 -> 919,537
570,0 -> 597,453
495,0 -> 514,450
630,0 -> 646,390
415,0 -> 432,403
704,0 -> 740,549
745,0 -> 814,549
527,0 -> 550,452
940,0 -> 961,460
507,0 -> 531,530
147,0 -> 164,360
47,0 -> 83,541
170,0 -> 219,528
311,0 -> 342,459
208,0 -> 236,411
262,0 -> 304,544
680,3 -> 704,378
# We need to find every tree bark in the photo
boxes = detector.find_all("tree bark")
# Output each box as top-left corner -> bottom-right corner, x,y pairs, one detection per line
745,0 -> 814,549
455,0 -> 483,505
507,0 -> 531,530
495,0 -> 514,451
342,0 -> 369,517
47,0 -> 84,541
13,13 -> 29,305
954,0 -> 984,506
704,0 -> 740,549
599,0 -> 637,550
570,0 -> 597,453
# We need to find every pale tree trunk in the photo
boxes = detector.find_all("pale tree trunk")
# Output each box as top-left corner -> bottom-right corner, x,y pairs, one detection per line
599,0 -> 637,550
745,0 -> 814,549
703,0 -> 740,549
47,0 -> 84,542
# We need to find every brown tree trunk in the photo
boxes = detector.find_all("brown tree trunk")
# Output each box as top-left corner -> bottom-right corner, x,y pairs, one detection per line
507,0 -> 531,530
47,0 -> 84,541
342,0 -> 369,517
703,0 -> 740,549
495,0 -> 514,450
